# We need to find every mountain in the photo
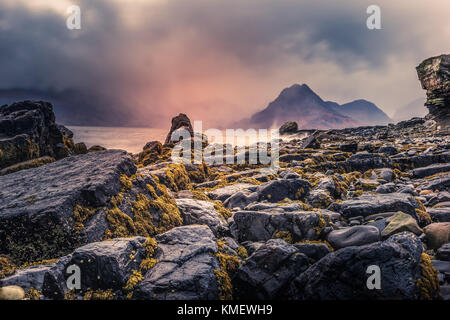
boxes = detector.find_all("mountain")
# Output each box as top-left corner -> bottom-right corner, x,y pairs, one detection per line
237,84 -> 392,129
392,97 -> 427,122
327,99 -> 392,126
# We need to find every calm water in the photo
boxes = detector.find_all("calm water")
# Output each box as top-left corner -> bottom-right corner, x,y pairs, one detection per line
68,126 -> 168,154
68,126 -> 303,154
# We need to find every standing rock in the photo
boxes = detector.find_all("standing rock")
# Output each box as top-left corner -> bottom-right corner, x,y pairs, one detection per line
279,122 -> 298,135
416,54 -> 450,133
164,113 -> 194,147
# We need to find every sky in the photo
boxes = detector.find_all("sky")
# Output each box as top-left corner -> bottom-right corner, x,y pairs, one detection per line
0,0 -> 449,128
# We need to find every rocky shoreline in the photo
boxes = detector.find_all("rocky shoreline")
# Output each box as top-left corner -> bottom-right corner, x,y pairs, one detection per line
0,55 -> 449,301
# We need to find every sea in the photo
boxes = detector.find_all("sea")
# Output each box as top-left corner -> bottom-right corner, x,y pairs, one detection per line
68,126 -> 305,154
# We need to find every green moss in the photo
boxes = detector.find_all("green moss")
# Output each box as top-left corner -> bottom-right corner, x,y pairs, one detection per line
165,163 -> 192,191
213,201 -> 233,220
123,269 -> 144,292
72,205 -> 97,234
132,193 -> 156,237
214,239 -> 242,300
104,207 -> 137,239
313,214 -> 328,236
236,246 -> 248,260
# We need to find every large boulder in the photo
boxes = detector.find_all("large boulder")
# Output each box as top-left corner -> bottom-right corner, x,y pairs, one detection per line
232,239 -> 309,300
416,54 -> 450,132
0,150 -> 136,264
42,237 -> 149,299
423,222 -> 450,250
279,122 -> 298,135
289,232 -> 441,300
134,225 -> 220,300
0,101 -> 75,170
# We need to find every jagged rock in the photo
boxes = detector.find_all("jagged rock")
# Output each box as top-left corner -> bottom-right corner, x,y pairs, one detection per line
224,178 -> 311,209
289,232 -> 439,300
330,193 -> 420,219
42,237 -> 148,299
164,113 -> 194,147
175,198 -> 228,236
231,210 -> 330,242
134,225 -> 220,300
381,211 -> 423,239
279,122 -> 298,135
437,243 -> 450,261
412,163 -> 450,178
326,225 -> 380,249
416,54 -> 450,132
0,156 -> 55,176
232,239 -> 308,300
423,222 -> 450,249
0,150 -> 136,264
300,131 -> 320,149
0,101 -> 75,169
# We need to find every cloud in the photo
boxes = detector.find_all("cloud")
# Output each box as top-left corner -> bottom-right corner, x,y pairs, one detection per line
0,0 -> 449,127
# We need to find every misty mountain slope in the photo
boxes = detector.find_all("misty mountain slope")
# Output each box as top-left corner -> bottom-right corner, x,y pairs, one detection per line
328,99 -> 392,125
242,84 -> 390,129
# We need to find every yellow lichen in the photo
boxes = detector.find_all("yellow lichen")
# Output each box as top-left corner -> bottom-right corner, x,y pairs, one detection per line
72,205 -> 97,234
214,239 -> 242,300
123,269 -> 144,292
83,288 -> 115,300
273,230 -> 293,244
0,257 -> 15,279
236,246 -> 248,260
416,253 -> 441,300
24,287 -> 41,300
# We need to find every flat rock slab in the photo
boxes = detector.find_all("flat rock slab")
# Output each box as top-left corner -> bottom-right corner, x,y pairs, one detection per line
330,193 -> 420,219
207,183 -> 256,202
327,225 -> 380,249
413,163 -> 450,178
0,149 -> 136,263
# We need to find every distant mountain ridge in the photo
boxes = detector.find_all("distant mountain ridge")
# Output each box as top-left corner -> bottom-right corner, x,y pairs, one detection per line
236,84 -> 392,129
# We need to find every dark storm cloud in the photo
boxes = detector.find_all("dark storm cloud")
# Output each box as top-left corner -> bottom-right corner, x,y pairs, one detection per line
0,0 -> 448,126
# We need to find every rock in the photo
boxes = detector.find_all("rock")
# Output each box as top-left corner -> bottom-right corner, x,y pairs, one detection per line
300,131 -> 320,149
207,183 -> 256,202
0,285 -> 25,300
0,264 -> 53,291
164,113 -> 194,147
416,54 -> 450,133
437,243 -> 450,261
137,141 -> 164,166
279,121 -> 298,135
343,152 -> 391,172
289,232 -> 440,300
419,173 -> 450,191
134,225 -> 220,300
73,142 -> 88,155
378,145 -> 398,155
423,222 -> 450,249
294,242 -> 331,262
427,191 -> 450,207
427,208 -> 450,223
330,193 -> 420,219
231,211 -> 330,242
381,211 -> 423,239
326,225 -> 380,249
87,145 -> 107,153
0,101 -> 75,169
232,239 -> 309,300
175,198 -> 228,236
413,163 -> 450,178
0,150 -> 136,264
339,142 -> 358,153
42,237 -> 148,299
224,178 -> 311,209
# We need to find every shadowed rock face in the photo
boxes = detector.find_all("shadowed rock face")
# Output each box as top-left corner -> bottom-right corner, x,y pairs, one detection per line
0,150 -> 136,264
417,54 -> 450,132
0,101 -> 75,169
